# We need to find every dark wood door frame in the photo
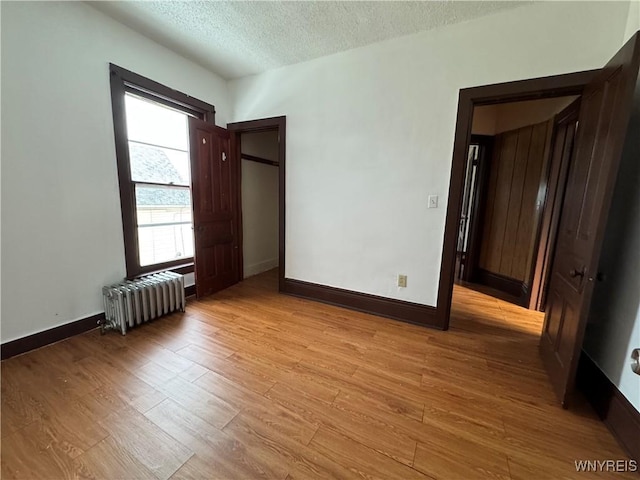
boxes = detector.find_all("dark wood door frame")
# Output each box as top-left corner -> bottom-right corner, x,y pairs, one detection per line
227,116 -> 286,291
438,70 -> 599,329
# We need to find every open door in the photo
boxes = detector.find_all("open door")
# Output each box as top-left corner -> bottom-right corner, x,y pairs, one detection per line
540,33 -> 640,406
189,118 -> 241,298
530,99 -> 580,311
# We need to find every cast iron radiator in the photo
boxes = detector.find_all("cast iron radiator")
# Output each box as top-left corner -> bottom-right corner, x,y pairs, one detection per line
101,272 -> 185,335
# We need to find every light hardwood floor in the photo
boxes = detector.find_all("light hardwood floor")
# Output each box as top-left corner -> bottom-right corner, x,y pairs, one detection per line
1,269 -> 634,479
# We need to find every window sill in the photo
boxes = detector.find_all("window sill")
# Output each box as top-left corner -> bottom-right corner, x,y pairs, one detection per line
132,262 -> 194,280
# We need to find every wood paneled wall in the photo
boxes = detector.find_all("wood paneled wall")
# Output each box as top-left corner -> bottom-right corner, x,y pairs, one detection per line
478,121 -> 552,284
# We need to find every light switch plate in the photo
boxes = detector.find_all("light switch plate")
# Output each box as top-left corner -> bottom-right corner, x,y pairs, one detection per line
428,195 -> 438,208
398,274 -> 407,288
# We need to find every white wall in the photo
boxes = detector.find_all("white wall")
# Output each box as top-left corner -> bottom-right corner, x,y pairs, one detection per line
241,131 -> 279,278
626,0 -> 640,40
1,1 -> 230,343
230,1 -> 629,307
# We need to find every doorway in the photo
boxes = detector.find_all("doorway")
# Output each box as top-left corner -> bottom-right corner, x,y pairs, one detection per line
228,117 -> 286,291
436,70 -> 598,333
455,96 -> 579,313
239,130 -> 279,278
187,116 -> 286,298
439,32 -> 640,408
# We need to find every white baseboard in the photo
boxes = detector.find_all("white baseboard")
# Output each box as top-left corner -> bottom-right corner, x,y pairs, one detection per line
244,258 -> 278,279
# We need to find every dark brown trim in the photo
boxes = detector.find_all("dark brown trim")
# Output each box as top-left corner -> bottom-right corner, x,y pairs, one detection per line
241,153 -> 279,167
476,269 -> 525,297
228,117 -> 285,132
110,68 -> 137,278
282,279 -> 440,328
109,64 -> 216,279
1,313 -> 103,360
475,269 -> 529,307
438,70 -> 599,329
228,116 -> 286,291
226,127 -> 244,285
463,70 -> 599,106
577,351 -> 640,462
1,282 -> 197,359
110,64 -> 216,123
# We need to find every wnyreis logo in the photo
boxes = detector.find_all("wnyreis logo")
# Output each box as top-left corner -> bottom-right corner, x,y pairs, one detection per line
575,460 -> 637,473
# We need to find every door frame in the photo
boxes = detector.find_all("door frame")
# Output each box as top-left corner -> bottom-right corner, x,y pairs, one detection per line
227,116 -> 287,291
437,70 -> 598,329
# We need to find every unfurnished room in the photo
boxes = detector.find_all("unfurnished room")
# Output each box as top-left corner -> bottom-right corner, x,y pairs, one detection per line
1,1 -> 640,479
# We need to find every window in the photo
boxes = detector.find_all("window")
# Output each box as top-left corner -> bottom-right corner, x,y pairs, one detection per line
127,94 -> 193,266
110,64 -> 215,278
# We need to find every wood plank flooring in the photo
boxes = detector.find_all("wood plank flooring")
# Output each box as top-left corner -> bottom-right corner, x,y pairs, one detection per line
1,269 -> 634,479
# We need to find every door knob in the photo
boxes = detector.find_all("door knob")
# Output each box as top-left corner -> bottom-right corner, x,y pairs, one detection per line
569,267 -> 585,278
632,348 -> 640,376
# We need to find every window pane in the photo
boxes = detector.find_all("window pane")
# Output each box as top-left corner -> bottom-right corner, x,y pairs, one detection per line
129,142 -> 190,186
138,224 -> 194,266
125,93 -> 189,151
136,185 -> 193,266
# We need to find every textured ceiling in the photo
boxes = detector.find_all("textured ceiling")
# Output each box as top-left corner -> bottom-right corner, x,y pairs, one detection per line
91,1 -> 529,80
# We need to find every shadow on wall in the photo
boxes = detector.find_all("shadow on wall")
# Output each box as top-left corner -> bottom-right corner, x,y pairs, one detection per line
584,88 -> 640,389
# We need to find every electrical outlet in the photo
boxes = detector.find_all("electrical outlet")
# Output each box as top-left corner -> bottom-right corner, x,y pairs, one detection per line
398,274 -> 407,288
428,195 -> 438,208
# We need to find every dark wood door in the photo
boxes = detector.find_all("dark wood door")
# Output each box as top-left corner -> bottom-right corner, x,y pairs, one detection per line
530,100 -> 580,311
189,118 -> 240,298
540,33 -> 640,406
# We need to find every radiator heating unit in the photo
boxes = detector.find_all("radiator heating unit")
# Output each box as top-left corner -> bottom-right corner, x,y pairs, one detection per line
101,272 -> 186,335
